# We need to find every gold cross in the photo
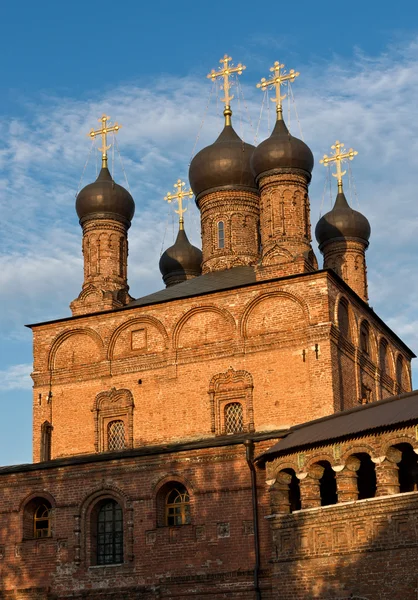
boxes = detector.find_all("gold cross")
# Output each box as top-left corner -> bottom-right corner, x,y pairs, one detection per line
164,179 -> 193,230
207,55 -> 246,125
256,61 -> 299,120
88,114 -> 122,169
320,141 -> 358,193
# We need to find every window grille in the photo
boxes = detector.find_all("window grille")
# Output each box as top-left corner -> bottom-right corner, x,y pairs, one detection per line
165,485 -> 191,526
107,420 -> 125,451
218,221 -> 225,249
97,500 -> 123,565
360,322 -> 369,355
224,402 -> 244,434
34,503 -> 51,538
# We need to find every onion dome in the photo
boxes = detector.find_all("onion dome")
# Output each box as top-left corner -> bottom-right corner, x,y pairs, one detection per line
76,167 -> 135,224
251,118 -> 314,180
315,190 -> 371,247
159,228 -> 202,287
189,117 -> 257,200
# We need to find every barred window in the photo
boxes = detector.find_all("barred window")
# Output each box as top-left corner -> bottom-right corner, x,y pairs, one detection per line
224,402 -> 244,434
218,221 -> 225,249
107,420 -> 125,451
360,321 -> 369,355
34,502 -> 52,538
165,485 -> 191,526
97,500 -> 123,565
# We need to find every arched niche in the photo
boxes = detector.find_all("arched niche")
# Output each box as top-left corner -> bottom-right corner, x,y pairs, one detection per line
108,316 -> 168,359
242,292 -> 308,340
174,306 -> 235,349
50,329 -> 104,370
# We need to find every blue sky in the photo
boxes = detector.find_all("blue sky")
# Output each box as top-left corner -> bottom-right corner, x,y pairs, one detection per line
1,0 -> 418,465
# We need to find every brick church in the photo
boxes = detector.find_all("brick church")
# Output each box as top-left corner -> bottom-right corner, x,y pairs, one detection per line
1,56 -> 418,600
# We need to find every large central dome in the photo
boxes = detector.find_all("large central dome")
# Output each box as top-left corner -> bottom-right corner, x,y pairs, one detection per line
189,121 -> 257,200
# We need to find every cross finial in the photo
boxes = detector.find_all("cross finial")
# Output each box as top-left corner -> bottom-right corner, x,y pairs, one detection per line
164,179 -> 194,231
207,55 -> 246,126
88,114 -> 122,169
256,61 -> 300,120
320,141 -> 358,193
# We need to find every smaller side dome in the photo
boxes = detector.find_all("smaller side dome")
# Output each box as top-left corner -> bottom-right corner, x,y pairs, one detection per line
315,191 -> 371,247
189,123 -> 257,201
76,167 -> 135,224
159,229 -> 202,287
251,118 -> 314,179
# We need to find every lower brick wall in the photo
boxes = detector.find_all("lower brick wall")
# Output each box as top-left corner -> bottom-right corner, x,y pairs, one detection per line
269,492 -> 418,600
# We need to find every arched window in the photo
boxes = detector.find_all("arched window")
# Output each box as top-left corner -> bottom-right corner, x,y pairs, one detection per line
396,443 -> 418,492
360,321 -> 370,355
217,221 -> 225,249
165,484 -> 191,526
396,355 -> 404,389
338,299 -> 350,340
96,500 -> 123,565
283,468 -> 301,512
318,461 -> 337,506
107,420 -> 125,451
23,497 -> 53,539
379,339 -> 388,376
40,421 -> 52,462
356,453 -> 376,500
224,402 -> 244,434
34,502 -> 52,538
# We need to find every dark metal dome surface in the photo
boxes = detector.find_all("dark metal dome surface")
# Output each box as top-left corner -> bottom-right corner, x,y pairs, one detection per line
251,118 -> 314,178
315,191 -> 371,247
76,167 -> 135,222
188,123 -> 257,200
159,228 -> 202,286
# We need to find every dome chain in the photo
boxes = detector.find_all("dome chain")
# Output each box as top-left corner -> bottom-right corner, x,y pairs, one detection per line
288,82 -> 304,142
114,136 -> 132,193
254,89 -> 267,144
347,162 -> 360,208
319,166 -> 331,218
75,137 -> 95,197
236,77 -> 255,138
188,81 -> 216,166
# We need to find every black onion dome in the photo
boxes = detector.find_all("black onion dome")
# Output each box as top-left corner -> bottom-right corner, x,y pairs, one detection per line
159,228 -> 202,287
76,167 -> 135,223
188,123 -> 257,200
315,191 -> 371,247
251,118 -> 314,179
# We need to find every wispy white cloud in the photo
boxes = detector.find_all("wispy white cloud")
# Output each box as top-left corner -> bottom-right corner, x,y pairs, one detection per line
2,39 -> 418,379
0,364 -> 32,391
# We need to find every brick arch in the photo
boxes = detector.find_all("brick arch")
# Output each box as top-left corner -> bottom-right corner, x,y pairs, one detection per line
333,293 -> 356,342
394,351 -> 411,391
382,435 -> 418,456
107,315 -> 169,360
358,317 -> 378,361
340,443 -> 378,464
271,459 -> 299,480
262,244 -> 294,266
152,473 -> 196,496
305,451 -> 336,472
77,484 -> 134,566
19,490 -> 57,512
240,291 -> 309,340
173,305 -> 236,349
377,334 -> 394,378
48,328 -> 104,370
75,284 -> 102,304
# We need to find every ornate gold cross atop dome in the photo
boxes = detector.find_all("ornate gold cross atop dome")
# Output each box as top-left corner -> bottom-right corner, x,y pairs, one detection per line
164,179 -> 193,231
320,141 -> 358,193
257,61 -> 300,120
207,55 -> 246,125
88,115 -> 122,169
